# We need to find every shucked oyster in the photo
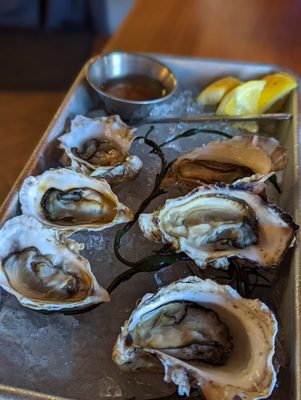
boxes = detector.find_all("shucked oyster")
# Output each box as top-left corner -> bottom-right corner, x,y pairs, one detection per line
162,135 -> 287,188
0,216 -> 109,310
20,168 -> 133,233
139,183 -> 298,268
59,115 -> 142,185
113,276 -> 278,399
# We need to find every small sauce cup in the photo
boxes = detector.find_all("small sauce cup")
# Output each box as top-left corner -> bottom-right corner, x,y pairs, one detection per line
85,52 -> 177,120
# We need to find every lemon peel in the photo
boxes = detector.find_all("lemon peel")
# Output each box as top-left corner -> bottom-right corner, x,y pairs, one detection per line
216,80 -> 266,116
196,77 -> 241,105
258,72 -> 298,113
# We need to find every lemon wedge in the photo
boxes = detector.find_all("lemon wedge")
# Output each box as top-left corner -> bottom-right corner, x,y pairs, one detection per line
258,72 -> 298,112
216,80 -> 266,115
196,77 -> 241,105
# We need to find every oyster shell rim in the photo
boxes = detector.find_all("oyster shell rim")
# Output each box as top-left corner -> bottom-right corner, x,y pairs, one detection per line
162,135 -> 287,188
0,215 -> 110,311
138,182 -> 299,269
19,168 -> 134,234
113,276 -> 278,400
58,114 -> 143,185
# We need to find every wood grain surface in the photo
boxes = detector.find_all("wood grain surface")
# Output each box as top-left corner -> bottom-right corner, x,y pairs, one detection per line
0,92 -> 64,203
104,0 -> 301,74
0,36 -> 107,204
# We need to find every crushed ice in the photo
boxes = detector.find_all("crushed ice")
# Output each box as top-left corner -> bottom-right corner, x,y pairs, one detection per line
0,88 -> 286,400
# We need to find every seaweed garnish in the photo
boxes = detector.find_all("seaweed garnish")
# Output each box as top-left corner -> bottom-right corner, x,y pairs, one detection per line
107,252 -> 190,294
108,125 -> 272,298
268,174 -> 282,194
187,259 -> 271,298
109,126 -> 189,294
226,259 -> 271,298
155,128 -> 232,150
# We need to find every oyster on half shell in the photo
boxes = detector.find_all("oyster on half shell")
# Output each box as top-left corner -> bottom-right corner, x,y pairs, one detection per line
0,216 -> 109,311
19,168 -> 133,233
59,115 -> 142,185
113,276 -> 278,399
139,183 -> 298,269
162,135 -> 287,188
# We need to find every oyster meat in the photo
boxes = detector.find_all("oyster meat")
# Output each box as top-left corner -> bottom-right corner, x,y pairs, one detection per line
19,168 -> 133,233
113,276 -> 278,399
162,135 -> 287,188
59,115 -> 142,185
139,183 -> 298,268
0,216 -> 110,310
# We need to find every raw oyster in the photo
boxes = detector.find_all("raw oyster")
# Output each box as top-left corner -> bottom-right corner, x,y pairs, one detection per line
113,276 -> 278,399
59,115 -> 142,185
0,216 -> 110,310
162,135 -> 287,188
139,183 -> 298,268
19,168 -> 133,233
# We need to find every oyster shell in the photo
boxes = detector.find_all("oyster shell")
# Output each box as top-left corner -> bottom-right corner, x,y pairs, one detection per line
19,168 -> 133,233
113,276 -> 278,399
162,135 -> 287,188
139,183 -> 298,268
59,115 -> 142,185
0,216 -> 110,310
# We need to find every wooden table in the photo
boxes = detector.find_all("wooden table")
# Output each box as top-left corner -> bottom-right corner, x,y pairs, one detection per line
0,37 -> 107,204
104,0 -> 301,75
0,91 -> 65,204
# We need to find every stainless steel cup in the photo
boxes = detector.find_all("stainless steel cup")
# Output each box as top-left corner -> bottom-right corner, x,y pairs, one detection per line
85,51 -> 177,119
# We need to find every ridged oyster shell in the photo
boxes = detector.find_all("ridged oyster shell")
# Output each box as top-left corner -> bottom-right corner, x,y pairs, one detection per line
139,183 -> 298,269
113,276 -> 278,399
59,115 -> 142,185
19,168 -> 133,233
162,135 -> 287,188
0,216 -> 109,311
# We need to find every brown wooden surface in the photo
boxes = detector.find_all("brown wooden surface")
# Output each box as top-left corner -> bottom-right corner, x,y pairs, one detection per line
0,36 -> 108,204
103,0 -> 301,75
0,91 -> 64,203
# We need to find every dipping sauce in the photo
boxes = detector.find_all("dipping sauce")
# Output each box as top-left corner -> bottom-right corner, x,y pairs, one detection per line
100,74 -> 166,101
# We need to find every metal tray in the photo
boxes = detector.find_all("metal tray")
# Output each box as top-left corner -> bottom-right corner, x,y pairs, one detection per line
0,54 -> 300,400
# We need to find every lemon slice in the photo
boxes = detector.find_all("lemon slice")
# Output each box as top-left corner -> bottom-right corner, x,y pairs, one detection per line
196,77 -> 241,105
216,80 -> 266,116
258,72 -> 298,112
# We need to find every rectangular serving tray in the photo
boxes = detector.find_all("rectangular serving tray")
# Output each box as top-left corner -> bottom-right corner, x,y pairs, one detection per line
0,54 -> 300,400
